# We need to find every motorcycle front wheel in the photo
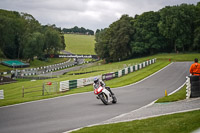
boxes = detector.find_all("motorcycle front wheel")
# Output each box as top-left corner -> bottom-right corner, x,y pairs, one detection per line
99,93 -> 108,105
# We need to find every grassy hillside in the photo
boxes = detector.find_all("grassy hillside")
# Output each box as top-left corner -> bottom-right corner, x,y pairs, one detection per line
64,34 -> 96,55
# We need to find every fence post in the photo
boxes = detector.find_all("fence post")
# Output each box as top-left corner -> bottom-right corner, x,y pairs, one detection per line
56,82 -> 58,93
22,86 -> 24,97
42,83 -> 44,96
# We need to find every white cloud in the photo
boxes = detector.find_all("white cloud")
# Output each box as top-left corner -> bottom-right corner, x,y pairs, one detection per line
0,0 -> 199,31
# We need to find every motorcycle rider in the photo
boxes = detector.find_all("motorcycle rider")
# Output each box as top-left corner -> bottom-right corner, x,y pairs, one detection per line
93,77 -> 114,95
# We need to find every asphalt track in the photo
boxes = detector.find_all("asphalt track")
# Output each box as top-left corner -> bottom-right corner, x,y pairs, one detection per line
0,62 -> 191,133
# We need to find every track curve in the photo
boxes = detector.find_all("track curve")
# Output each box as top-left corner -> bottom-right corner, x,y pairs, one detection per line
0,62 -> 191,133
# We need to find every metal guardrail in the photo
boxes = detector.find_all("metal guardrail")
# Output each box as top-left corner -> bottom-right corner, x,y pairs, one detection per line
69,80 -> 77,89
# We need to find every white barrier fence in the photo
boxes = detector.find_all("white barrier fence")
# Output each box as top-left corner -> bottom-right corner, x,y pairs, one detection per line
186,76 -> 191,99
0,90 -> 4,99
77,75 -> 102,87
59,81 -> 70,92
59,58 -> 156,92
60,75 -> 102,92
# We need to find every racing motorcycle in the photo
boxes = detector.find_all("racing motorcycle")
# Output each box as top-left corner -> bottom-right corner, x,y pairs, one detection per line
94,85 -> 117,105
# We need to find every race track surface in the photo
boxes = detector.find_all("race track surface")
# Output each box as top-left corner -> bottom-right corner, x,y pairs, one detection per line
0,62 -> 191,133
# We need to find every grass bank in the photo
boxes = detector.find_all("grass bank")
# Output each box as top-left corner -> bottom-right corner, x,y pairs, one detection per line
156,85 -> 186,103
64,34 -> 96,55
71,110 -> 200,133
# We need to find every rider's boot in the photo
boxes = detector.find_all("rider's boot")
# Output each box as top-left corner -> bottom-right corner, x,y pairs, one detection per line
106,87 -> 114,95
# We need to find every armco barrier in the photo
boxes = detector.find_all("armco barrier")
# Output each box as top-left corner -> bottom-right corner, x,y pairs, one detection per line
59,58 -> 156,91
0,90 -> 4,99
186,76 -> 200,98
122,69 -> 125,76
1,59 -> 75,76
60,81 -> 69,92
118,70 -> 122,77
125,68 -> 128,74
186,76 -> 191,99
60,75 -> 102,92
69,80 -> 77,89
115,71 -> 118,78
128,67 -> 130,73
102,73 -> 115,80
135,64 -> 138,70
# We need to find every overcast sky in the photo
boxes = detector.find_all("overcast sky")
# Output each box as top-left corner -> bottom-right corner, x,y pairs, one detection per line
0,0 -> 199,31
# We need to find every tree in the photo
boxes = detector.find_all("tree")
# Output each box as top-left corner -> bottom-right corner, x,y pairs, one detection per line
0,10 -> 24,59
23,32 -> 44,61
60,34 -> 66,50
43,27 -> 62,54
108,15 -> 134,62
158,4 -> 196,52
0,9 -> 65,60
95,28 -> 110,61
62,26 -> 94,35
193,2 -> 200,52
95,15 -> 134,62
131,11 -> 167,56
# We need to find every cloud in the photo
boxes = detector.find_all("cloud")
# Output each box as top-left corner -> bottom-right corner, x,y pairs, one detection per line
0,0 -> 199,31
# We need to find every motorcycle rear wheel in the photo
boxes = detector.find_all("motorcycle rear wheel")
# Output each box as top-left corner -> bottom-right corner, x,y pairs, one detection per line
112,95 -> 117,103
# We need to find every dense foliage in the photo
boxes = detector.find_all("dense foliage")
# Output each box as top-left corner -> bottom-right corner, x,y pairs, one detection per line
0,9 -> 65,61
62,26 -> 94,35
95,3 -> 200,62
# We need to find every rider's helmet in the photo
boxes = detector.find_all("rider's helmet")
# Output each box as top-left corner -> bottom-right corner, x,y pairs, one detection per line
94,77 -> 99,84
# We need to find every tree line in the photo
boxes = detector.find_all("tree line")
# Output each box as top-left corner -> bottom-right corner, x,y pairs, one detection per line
62,26 -> 94,35
0,9 -> 65,61
95,3 -> 200,62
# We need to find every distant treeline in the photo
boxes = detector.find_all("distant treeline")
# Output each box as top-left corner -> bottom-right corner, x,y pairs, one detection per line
95,3 -> 200,62
62,26 -> 94,35
0,9 -> 65,61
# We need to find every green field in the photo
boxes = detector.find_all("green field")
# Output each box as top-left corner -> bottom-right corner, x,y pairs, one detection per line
72,110 -> 200,133
0,53 -> 199,107
64,34 -> 96,55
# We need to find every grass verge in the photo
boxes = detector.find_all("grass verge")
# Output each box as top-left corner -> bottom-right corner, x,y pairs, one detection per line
156,85 -> 186,103
71,110 -> 200,133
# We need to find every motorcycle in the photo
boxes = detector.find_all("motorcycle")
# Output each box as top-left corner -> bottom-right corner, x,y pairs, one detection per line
94,85 -> 117,105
